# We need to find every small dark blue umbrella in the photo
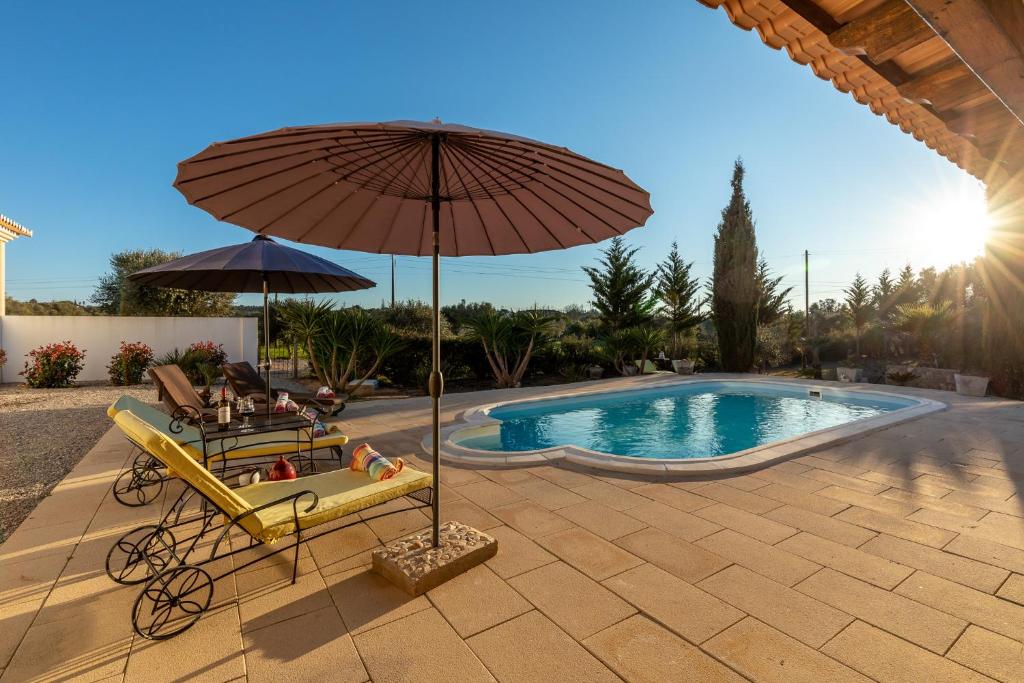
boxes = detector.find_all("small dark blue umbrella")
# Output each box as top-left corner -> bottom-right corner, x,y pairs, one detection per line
131,235 -> 375,409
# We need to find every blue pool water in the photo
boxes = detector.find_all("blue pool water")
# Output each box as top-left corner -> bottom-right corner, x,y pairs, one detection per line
457,381 -> 914,459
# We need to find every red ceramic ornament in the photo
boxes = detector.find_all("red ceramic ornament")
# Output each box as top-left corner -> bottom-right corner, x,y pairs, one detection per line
268,456 -> 297,481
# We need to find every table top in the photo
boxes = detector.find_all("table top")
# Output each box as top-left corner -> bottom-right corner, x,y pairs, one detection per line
200,411 -> 313,440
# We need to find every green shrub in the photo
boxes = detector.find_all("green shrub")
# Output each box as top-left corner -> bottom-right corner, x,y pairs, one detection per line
886,368 -> 917,386
694,333 -> 719,371
534,335 -> 604,375
377,300 -> 453,337
21,341 -> 86,388
155,347 -> 206,385
107,341 -> 154,385
0,348 -> 6,368
378,334 -> 490,388
559,364 -> 588,383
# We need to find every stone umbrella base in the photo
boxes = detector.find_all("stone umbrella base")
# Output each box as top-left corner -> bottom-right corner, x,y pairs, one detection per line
372,521 -> 498,596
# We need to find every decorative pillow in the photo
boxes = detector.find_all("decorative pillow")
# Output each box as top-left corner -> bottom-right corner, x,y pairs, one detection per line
350,443 -> 404,481
274,392 -> 299,413
302,408 -> 328,438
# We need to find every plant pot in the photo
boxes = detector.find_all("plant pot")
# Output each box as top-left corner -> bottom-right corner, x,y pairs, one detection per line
587,365 -> 604,380
672,359 -> 695,375
348,379 -> 379,397
622,365 -> 639,376
954,373 -> 989,397
836,366 -> 862,383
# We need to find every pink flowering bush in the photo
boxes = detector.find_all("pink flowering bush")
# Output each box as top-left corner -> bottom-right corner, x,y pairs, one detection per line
108,341 -> 154,385
22,341 -> 87,388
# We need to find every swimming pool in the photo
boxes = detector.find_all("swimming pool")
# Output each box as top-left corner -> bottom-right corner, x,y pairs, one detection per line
439,378 -> 944,475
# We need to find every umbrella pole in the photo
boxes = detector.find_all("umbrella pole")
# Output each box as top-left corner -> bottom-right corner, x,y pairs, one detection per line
429,133 -> 443,548
263,276 -> 272,417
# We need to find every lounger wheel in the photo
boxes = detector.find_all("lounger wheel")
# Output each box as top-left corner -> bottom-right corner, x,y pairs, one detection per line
106,524 -> 178,585
132,564 -> 213,640
112,453 -> 166,507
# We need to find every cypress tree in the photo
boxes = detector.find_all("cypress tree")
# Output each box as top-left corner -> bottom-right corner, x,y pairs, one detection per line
711,159 -> 759,371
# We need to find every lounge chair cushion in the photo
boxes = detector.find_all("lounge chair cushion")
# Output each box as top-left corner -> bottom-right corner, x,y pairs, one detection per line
108,395 -> 348,462
236,467 -> 432,542
113,410 -> 252,521
112,410 -> 431,544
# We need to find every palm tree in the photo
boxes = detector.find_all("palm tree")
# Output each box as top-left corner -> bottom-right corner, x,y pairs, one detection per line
596,329 -> 635,376
280,301 -> 403,391
895,301 -> 952,366
630,326 -> 666,375
468,309 -> 554,388
279,299 -> 333,384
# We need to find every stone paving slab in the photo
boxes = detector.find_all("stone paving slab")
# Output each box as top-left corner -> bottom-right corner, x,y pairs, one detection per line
0,374 -> 1022,681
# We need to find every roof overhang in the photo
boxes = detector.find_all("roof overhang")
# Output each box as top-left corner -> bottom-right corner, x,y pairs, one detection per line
0,214 -> 33,243
697,0 -> 1024,186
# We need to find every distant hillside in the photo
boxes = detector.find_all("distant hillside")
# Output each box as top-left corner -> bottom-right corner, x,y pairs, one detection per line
4,297 -> 96,315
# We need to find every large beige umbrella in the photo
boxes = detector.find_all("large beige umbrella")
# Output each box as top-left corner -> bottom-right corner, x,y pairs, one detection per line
174,120 -> 653,545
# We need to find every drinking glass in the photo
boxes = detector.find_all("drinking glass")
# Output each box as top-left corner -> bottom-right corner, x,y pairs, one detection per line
241,397 -> 255,430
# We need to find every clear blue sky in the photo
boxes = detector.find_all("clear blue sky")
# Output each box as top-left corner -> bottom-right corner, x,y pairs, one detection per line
1,0 -> 988,310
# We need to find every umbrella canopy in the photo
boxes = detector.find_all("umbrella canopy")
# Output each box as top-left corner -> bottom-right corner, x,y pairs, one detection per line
174,120 -> 653,546
173,120 -> 652,255
130,235 -> 375,415
130,234 -> 375,293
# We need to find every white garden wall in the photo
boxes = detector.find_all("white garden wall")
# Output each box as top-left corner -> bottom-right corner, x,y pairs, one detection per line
0,315 -> 257,383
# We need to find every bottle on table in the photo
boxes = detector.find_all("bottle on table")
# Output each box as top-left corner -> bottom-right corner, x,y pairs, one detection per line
217,386 -> 231,431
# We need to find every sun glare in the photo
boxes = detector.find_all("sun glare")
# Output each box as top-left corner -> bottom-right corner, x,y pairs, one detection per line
908,182 -> 992,268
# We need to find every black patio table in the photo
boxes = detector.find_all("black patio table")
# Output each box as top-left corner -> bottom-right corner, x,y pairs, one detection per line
169,406 -> 336,478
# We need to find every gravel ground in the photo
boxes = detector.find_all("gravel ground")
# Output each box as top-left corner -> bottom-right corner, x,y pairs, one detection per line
0,382 -> 156,542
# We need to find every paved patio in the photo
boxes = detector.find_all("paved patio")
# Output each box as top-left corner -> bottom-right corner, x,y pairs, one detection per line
2,374 -> 1024,682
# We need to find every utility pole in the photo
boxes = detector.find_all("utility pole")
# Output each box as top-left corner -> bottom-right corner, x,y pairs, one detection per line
803,249 -> 810,371
391,255 -> 396,307
803,250 -> 809,336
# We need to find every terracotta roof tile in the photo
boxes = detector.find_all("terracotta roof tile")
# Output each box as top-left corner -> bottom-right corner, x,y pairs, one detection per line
696,0 -> 1022,183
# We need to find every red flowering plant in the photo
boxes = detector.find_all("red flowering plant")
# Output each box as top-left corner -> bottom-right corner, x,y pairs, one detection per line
185,340 -> 227,384
108,341 -> 155,386
188,341 -> 227,367
21,341 -> 87,388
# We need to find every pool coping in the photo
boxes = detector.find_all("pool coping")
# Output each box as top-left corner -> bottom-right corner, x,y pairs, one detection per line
424,376 -> 947,476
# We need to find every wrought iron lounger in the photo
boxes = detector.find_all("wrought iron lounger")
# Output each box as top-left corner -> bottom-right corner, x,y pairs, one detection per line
108,395 -> 349,506
106,409 -> 432,640
222,360 -> 347,415
148,363 -> 225,420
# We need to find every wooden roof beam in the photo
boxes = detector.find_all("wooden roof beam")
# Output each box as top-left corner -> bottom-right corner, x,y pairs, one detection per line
947,100 -> 1020,138
898,62 -> 992,110
906,0 -> 1024,125
828,0 -> 934,64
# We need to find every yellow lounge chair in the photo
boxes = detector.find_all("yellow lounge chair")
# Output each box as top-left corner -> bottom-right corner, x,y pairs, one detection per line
107,409 -> 432,640
108,395 -> 350,506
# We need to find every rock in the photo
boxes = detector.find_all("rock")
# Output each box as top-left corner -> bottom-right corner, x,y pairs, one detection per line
371,520 -> 498,596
